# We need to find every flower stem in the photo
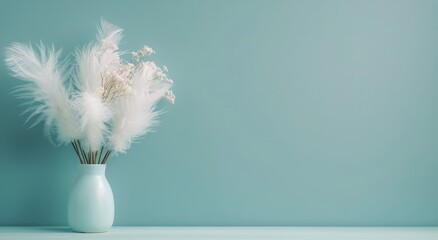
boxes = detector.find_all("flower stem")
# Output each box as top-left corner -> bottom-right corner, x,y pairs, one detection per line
101,149 -> 112,164
71,141 -> 84,164
98,146 -> 104,164
77,140 -> 88,164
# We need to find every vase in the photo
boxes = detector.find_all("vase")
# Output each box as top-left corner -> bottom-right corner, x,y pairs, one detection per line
68,164 -> 114,233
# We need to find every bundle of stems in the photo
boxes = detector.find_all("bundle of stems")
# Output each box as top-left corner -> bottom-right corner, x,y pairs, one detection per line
71,140 -> 112,164
4,20 -> 175,165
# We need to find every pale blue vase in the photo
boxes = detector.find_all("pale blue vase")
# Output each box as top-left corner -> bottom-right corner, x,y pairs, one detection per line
68,164 -> 114,233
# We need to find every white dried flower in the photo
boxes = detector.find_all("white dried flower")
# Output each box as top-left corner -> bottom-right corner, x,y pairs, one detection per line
164,90 -> 175,104
100,68 -> 133,102
140,45 -> 154,56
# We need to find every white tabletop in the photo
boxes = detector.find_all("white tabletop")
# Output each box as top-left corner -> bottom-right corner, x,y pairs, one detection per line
1,227 -> 438,240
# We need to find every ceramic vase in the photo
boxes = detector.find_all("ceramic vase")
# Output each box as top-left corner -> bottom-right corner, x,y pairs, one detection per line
68,164 -> 114,233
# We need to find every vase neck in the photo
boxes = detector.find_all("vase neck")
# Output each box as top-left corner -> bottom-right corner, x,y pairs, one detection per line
78,164 -> 106,176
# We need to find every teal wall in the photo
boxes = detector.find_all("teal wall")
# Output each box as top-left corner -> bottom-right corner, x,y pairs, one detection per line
1,0 -> 438,226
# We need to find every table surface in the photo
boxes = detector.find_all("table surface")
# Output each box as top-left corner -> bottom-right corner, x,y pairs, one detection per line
1,227 -> 438,240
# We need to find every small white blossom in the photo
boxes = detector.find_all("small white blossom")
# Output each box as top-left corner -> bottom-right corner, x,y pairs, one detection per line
164,90 -> 175,104
140,45 -> 154,56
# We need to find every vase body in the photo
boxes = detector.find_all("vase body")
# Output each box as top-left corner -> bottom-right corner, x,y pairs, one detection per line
68,164 -> 114,233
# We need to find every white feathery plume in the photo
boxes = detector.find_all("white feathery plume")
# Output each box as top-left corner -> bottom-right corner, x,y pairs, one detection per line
74,20 -> 122,93
109,61 -> 173,153
96,19 -> 123,74
73,45 -> 101,93
109,94 -> 159,153
75,92 -> 111,151
73,46 -> 109,151
5,43 -> 79,144
98,19 -> 123,46
72,20 -> 124,151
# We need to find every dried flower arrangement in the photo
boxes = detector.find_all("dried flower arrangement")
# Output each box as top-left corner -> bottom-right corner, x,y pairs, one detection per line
5,20 -> 175,164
